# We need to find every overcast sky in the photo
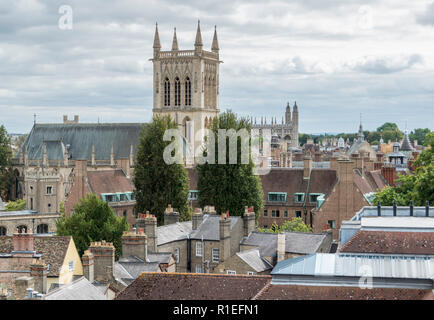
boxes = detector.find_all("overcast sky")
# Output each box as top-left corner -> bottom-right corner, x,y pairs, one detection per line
1,0 -> 434,134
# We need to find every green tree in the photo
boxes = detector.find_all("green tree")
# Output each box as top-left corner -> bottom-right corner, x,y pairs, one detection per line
197,110 -> 264,218
258,218 -> 312,233
409,128 -> 431,146
56,194 -> 129,259
134,116 -> 190,224
373,133 -> 434,206
5,199 -> 26,211
0,125 -> 13,200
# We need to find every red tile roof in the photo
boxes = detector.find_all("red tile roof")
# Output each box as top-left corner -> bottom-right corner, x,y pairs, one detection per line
87,169 -> 135,194
340,230 -> 434,255
115,272 -> 271,300
258,285 -> 433,300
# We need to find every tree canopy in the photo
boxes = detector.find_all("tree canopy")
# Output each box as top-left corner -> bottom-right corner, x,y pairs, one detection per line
56,194 -> 129,259
257,218 -> 313,233
133,116 -> 190,224
0,125 -> 13,200
197,110 -> 264,218
5,199 -> 26,211
373,132 -> 434,206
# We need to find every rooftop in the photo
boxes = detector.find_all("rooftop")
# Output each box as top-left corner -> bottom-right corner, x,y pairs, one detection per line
44,277 -> 107,300
236,249 -> 273,273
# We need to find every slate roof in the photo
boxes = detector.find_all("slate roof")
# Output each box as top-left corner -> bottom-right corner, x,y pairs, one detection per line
236,249 -> 273,272
147,252 -> 173,264
18,123 -> 144,161
241,231 -> 329,258
190,214 -> 241,241
0,235 -> 72,277
115,273 -> 272,300
44,277 -> 107,300
258,285 -> 433,300
340,230 -> 434,255
157,221 -> 192,246
87,169 -> 135,194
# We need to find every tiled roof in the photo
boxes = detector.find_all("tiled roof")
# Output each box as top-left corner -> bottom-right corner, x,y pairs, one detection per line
236,249 -> 273,272
340,230 -> 434,255
258,285 -> 433,300
0,235 -> 72,277
87,169 -> 135,194
157,221 -> 192,246
44,277 -> 107,300
115,273 -> 271,300
190,214 -> 241,241
260,168 -> 337,206
241,231 -> 329,258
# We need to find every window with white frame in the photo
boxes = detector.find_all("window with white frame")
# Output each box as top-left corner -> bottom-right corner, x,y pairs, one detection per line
226,270 -> 236,275
195,264 -> 202,273
196,242 -> 203,257
247,271 -> 254,275
68,261 -> 74,272
174,248 -> 180,264
212,248 -> 219,263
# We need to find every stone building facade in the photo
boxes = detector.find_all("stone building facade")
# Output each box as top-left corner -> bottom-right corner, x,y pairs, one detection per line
151,22 -> 221,148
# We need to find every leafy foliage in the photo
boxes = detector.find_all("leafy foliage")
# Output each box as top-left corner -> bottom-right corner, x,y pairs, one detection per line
257,218 -> 312,233
56,194 -> 129,259
5,199 -> 26,211
133,116 -> 190,224
197,110 -> 264,218
0,125 -> 13,200
373,132 -> 434,206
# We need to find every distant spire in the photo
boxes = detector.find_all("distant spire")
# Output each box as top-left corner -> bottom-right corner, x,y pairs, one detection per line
358,114 -> 364,141
153,22 -> 161,49
172,27 -> 179,51
211,25 -> 219,53
195,20 -> 203,48
293,101 -> 298,110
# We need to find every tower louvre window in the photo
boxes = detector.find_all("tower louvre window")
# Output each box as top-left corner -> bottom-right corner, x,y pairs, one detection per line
185,77 -> 191,106
164,78 -> 170,106
174,77 -> 181,106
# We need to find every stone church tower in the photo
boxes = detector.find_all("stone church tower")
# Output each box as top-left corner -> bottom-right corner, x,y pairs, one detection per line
151,21 -> 221,146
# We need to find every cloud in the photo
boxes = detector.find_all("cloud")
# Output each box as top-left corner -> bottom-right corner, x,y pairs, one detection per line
417,2 -> 434,25
346,54 -> 423,74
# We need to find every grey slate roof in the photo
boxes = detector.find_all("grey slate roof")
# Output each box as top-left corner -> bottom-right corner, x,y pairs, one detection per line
19,123 -> 145,161
157,221 -> 192,246
115,261 -> 160,280
44,277 -> 107,300
236,249 -> 273,272
190,214 -> 241,241
147,252 -> 173,264
241,231 -> 328,258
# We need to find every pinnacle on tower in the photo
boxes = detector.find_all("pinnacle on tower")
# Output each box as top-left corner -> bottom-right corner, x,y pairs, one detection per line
211,25 -> 219,53
153,22 -> 161,49
195,20 -> 203,48
172,27 -> 179,51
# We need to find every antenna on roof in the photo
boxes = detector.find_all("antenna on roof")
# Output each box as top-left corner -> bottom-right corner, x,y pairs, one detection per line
33,113 -> 36,125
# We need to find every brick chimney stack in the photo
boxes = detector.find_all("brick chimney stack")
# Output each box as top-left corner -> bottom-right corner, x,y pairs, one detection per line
164,204 -> 180,225
89,241 -> 115,282
277,233 -> 285,263
82,250 -> 94,283
192,208 -> 204,230
303,154 -> 312,180
143,212 -> 157,253
12,228 -> 35,253
219,211 -> 231,263
243,206 -> 256,237
29,262 -> 47,294
121,229 -> 148,261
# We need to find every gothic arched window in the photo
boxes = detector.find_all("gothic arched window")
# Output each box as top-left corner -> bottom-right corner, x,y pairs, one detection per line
174,77 -> 181,106
185,77 -> 191,106
164,78 -> 170,106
